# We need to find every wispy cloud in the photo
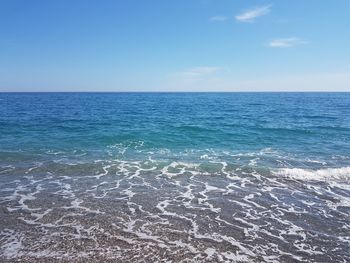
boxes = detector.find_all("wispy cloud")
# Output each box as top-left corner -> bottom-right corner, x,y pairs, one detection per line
268,37 -> 307,48
235,5 -> 272,23
181,67 -> 221,77
166,72 -> 350,92
210,16 -> 228,22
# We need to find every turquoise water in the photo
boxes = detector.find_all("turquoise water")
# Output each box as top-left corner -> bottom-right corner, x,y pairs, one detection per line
1,92 -> 350,166
0,93 -> 350,262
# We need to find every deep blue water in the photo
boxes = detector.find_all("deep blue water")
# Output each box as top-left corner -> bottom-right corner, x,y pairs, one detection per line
1,92 -> 350,166
0,93 -> 350,262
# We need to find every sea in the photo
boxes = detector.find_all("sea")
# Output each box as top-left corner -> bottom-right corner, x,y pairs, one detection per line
0,92 -> 349,262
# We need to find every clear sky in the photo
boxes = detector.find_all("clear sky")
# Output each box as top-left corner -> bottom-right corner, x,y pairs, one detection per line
0,0 -> 350,92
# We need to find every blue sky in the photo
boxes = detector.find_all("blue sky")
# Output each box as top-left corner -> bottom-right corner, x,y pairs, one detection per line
0,0 -> 349,91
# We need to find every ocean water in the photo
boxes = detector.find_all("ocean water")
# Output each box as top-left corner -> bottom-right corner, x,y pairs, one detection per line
0,92 -> 349,262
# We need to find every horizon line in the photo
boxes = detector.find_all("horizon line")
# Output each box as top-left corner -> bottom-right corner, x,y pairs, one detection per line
1,91 -> 350,93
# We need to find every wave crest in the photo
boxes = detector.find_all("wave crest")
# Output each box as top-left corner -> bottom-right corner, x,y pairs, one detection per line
275,167 -> 350,181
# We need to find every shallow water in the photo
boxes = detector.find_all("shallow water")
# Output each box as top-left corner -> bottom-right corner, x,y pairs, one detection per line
0,93 -> 349,262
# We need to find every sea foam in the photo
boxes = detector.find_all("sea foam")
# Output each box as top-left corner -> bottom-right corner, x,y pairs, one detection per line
275,167 -> 350,181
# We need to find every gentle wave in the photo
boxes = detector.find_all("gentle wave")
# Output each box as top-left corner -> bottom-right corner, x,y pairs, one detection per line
275,167 -> 350,181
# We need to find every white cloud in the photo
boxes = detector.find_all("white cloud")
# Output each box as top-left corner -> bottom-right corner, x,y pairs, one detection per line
230,73 -> 350,91
268,37 -> 307,48
235,5 -> 272,22
181,67 -> 221,77
165,71 -> 350,92
210,16 -> 228,22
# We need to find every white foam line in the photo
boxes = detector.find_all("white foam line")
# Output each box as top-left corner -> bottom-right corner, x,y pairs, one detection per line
6,184 -> 42,212
19,208 -> 53,225
0,165 -> 15,174
63,198 -> 104,214
94,164 -> 114,179
275,167 -> 350,181
168,240 -> 199,254
243,194 -> 266,209
195,184 -> 221,213
123,218 -> 165,245
25,162 -> 43,174
0,229 -> 24,258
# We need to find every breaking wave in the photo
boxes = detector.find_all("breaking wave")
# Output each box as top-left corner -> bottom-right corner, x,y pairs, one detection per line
275,167 -> 350,181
